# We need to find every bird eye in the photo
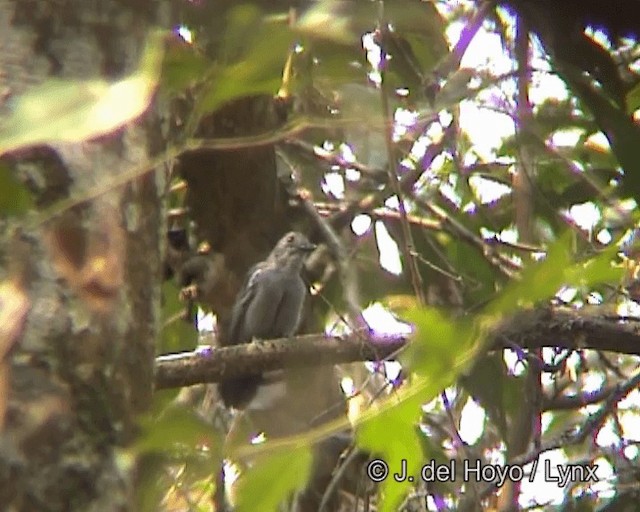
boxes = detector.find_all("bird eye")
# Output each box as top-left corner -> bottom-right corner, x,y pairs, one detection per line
286,233 -> 295,244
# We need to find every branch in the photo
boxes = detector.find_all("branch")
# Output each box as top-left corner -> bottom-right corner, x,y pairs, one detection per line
496,307 -> 640,355
155,307 -> 640,389
276,149 -> 367,329
542,385 -> 615,411
155,333 -> 405,389
479,364 -> 640,499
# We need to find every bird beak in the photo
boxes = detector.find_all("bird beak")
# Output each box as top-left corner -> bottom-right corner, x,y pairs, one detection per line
300,242 -> 316,253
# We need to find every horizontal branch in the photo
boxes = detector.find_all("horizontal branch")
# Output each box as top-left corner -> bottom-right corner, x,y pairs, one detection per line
154,307 -> 640,389
155,334 -> 405,389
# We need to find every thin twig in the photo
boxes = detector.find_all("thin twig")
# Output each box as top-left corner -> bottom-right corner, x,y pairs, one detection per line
315,202 -> 440,231
478,365 -> 640,499
414,197 -> 521,276
276,148 -> 368,330
377,16 -> 426,306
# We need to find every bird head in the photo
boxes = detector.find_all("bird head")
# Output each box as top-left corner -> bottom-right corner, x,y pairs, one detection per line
270,231 -> 316,270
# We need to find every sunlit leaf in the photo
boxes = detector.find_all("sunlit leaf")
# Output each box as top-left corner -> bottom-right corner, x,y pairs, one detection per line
0,30 -> 165,155
403,308 -> 475,376
235,446 -> 312,512
0,32 -> 164,154
295,0 -> 364,44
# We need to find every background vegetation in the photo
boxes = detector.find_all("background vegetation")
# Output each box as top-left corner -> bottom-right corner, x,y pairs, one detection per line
1,0 -> 639,511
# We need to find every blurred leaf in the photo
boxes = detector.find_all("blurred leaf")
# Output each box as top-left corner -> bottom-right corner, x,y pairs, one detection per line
309,41 -> 366,87
384,0 -> 448,63
533,98 -> 594,136
295,0 -> 368,44
403,308 -> 476,378
161,35 -> 211,93
461,353 -> 509,437
135,453 -> 174,512
626,81 -> 640,114
543,409 -> 583,440
562,66 -> 640,197
564,243 -> 623,286
358,398 -> 424,512
198,13 -> 294,114
235,446 -> 312,512
536,159 -> 579,198
136,404 -> 220,455
382,0 -> 448,93
220,4 -> 265,62
489,232 -> 622,316
577,141 -> 619,171
0,164 -> 33,215
434,68 -> 478,110
382,32 -> 425,92
0,30 -> 164,155
337,83 -> 389,169
357,308 -> 475,510
159,281 -> 198,354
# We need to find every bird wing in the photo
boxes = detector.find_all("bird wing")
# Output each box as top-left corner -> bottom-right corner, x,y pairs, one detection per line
226,262 -> 271,344
271,275 -> 305,337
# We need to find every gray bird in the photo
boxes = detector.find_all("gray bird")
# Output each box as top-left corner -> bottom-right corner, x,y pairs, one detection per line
219,231 -> 316,408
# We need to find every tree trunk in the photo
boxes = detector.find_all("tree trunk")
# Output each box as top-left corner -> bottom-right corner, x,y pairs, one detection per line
0,1 -> 165,510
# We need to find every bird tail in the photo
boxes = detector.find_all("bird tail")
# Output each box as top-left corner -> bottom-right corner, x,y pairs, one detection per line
218,375 -> 264,409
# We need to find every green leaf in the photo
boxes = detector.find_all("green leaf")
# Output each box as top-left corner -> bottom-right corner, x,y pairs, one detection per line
159,281 -> 198,355
403,308 -> 475,377
357,398 -> 424,512
383,0 -> 448,83
0,163 -> 33,215
559,64 -> 640,196
220,4 -> 264,62
161,36 -> 211,93
198,18 -> 294,114
235,446 -> 312,512
0,30 -> 165,155
136,404 -> 220,455
626,81 -> 640,115
308,41 -> 366,87
295,0 -> 366,44
490,234 -> 584,315
357,308 -> 474,511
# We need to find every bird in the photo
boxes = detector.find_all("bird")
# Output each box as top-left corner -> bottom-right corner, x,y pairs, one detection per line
218,231 -> 316,409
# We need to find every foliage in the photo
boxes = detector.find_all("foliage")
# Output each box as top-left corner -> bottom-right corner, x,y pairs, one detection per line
3,0 -> 640,511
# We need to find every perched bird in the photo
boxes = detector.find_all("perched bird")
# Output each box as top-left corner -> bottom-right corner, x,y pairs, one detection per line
219,231 -> 316,408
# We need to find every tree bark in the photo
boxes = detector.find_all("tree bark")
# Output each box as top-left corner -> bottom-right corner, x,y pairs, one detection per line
0,1 -> 165,510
